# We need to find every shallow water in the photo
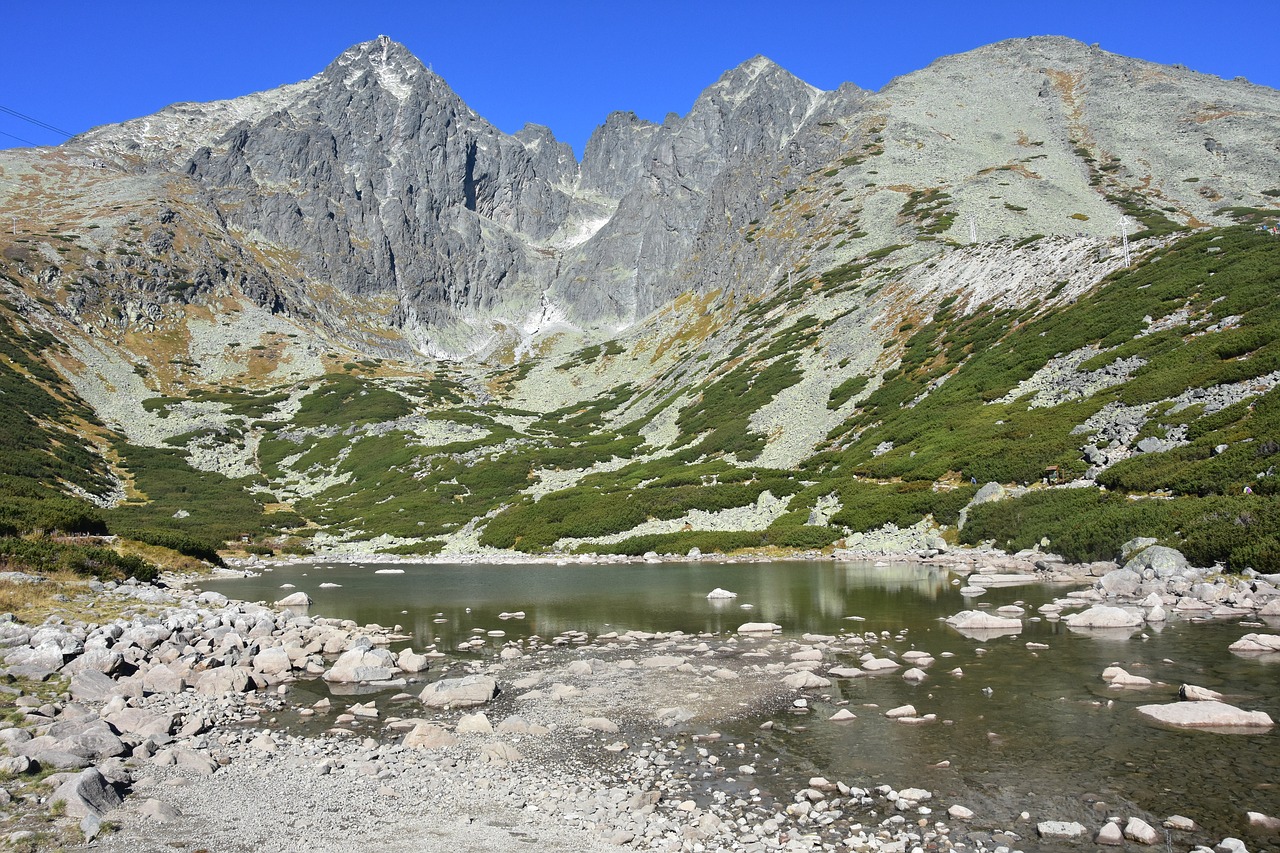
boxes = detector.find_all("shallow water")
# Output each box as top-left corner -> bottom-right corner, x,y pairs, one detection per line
204,560 -> 1280,845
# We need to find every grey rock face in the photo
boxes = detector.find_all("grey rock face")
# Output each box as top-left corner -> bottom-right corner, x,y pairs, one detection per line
28,35 -> 1278,360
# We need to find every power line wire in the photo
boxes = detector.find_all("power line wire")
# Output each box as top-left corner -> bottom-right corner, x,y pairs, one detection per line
0,104 -> 72,137
0,129 -> 42,147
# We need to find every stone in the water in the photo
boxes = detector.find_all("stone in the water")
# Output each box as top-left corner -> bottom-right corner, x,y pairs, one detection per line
706,588 -> 738,599
945,610 -> 1021,639
860,657 -> 900,672
1178,684 -> 1223,702
1037,821 -> 1087,840
1247,811 -> 1280,831
829,709 -> 856,722
948,804 -> 974,820
1096,821 -> 1124,845
1228,633 -> 1280,654
324,647 -> 398,683
1125,817 -> 1159,844
1136,700 -> 1274,729
273,592 -> 313,607
783,671 -> 831,690
737,622 -> 781,634
1063,605 -> 1143,629
1102,666 -> 1152,687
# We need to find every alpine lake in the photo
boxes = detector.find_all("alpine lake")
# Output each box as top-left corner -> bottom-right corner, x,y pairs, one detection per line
202,560 -> 1280,848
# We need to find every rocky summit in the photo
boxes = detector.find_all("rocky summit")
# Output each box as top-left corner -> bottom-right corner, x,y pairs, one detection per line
0,36 -> 1278,571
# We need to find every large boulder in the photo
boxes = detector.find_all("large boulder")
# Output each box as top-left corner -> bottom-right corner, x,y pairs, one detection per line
1099,568 -> 1141,597
323,647 -> 398,683
50,768 -> 122,818
419,675 -> 499,709
273,592 -> 313,607
193,666 -> 255,695
1137,701 -> 1274,729
252,646 -> 293,676
1122,545 -> 1190,578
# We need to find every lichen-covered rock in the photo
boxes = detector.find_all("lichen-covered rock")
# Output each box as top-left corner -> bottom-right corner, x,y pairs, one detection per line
418,674 -> 499,709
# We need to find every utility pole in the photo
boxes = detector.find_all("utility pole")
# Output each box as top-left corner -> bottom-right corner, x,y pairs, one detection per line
1118,218 -> 1131,268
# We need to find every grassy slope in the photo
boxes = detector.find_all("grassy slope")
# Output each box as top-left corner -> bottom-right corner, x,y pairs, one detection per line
2,227 -> 1278,571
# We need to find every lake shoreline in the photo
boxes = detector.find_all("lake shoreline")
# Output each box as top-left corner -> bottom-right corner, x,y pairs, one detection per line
3,551 -> 1277,851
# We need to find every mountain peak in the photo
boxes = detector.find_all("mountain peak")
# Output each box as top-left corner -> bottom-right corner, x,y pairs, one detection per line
704,55 -> 821,109
336,35 -> 421,69
325,36 -> 433,100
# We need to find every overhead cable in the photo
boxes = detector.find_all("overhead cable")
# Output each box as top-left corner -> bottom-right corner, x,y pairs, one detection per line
0,104 -> 72,137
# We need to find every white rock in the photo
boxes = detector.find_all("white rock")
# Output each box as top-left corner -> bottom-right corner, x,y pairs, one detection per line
783,671 -> 832,690
456,712 -> 493,735
1228,633 -> 1280,653
1125,817 -> 1159,844
1037,821 -> 1087,839
1097,821 -> 1124,845
1063,605 -> 1143,628
1137,701 -> 1274,729
737,622 -> 781,634
1101,666 -> 1152,687
706,588 -> 738,599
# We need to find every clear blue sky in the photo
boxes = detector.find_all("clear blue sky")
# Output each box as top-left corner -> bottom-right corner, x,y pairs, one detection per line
3,0 -> 1276,155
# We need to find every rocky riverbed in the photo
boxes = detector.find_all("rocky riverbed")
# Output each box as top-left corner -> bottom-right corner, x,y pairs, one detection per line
1,545 -> 1279,852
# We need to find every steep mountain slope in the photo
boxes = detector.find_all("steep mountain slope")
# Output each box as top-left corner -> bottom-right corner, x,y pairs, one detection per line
0,37 -> 1278,571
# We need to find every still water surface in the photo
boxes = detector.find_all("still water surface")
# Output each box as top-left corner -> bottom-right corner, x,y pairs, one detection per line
204,560 -> 1280,843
